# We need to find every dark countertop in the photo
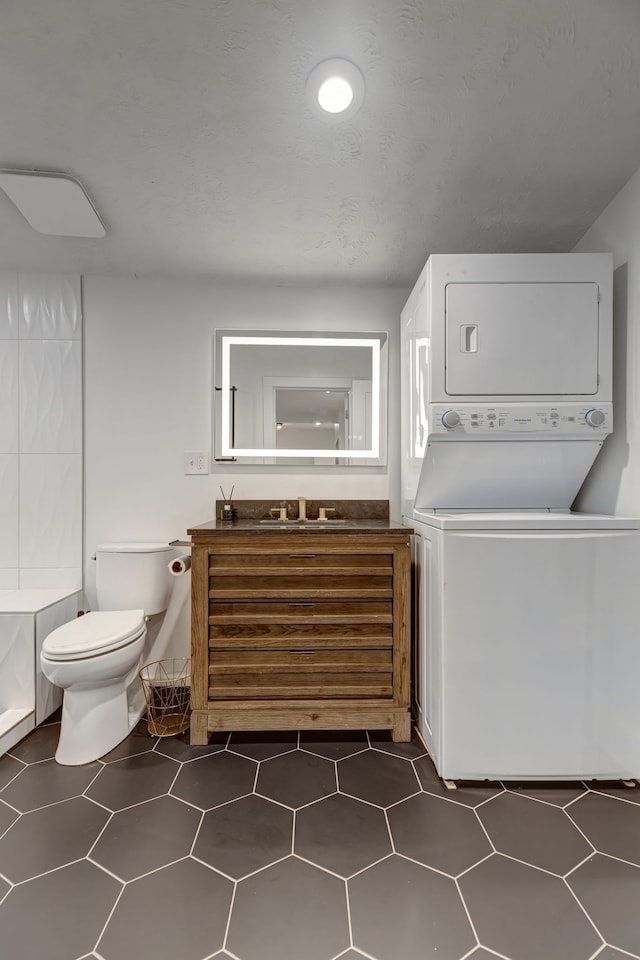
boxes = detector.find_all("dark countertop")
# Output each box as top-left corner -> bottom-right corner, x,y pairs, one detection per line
187,518 -> 410,536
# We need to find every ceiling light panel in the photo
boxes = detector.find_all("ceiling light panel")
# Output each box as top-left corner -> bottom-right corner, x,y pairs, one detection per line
0,170 -> 105,237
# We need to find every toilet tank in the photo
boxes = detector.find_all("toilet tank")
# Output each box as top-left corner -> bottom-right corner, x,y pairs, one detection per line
95,542 -> 173,615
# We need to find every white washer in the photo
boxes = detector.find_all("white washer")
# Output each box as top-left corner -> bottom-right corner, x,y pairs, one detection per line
410,509 -> 640,781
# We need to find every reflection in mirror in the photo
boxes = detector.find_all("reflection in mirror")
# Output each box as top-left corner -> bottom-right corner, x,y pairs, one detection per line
212,330 -> 387,466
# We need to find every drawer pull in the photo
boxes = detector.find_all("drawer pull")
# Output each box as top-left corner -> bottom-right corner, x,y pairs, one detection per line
291,650 -> 315,655
289,554 -> 316,558
289,602 -> 315,607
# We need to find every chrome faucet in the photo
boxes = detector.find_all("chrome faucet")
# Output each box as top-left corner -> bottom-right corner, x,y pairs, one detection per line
298,496 -> 307,522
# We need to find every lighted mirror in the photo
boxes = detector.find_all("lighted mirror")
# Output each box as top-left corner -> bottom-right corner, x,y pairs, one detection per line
212,330 -> 388,466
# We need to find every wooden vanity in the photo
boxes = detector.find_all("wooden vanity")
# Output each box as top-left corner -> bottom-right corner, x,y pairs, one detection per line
188,516 -> 412,743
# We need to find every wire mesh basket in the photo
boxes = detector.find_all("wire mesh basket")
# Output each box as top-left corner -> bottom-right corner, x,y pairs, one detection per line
139,658 -> 191,737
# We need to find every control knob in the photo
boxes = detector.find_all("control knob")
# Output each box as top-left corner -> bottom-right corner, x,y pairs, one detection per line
585,409 -> 605,427
441,410 -> 461,429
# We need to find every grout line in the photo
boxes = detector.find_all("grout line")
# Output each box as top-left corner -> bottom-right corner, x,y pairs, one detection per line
452,872 -> 481,956
0,796 -> 23,816
490,849 -> 576,880
391,848 -> 465,882
189,852 -> 238,884
382,807 -> 395,853
345,851 -> 394,881
87,856 -> 126,884
562,871 -> 606,948
91,869 -> 126,956
343,876 -> 354,953
11,855 -> 91,887
85,808 -> 114,860
188,809 -> 206,857
221,879 -> 238,954
454,850 -> 495,881
292,850 -> 352,882
472,805 -> 498,853
587,786 -> 640,808
562,807 -> 603,857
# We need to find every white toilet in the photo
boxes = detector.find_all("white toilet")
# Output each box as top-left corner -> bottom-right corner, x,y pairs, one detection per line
41,542 -> 173,765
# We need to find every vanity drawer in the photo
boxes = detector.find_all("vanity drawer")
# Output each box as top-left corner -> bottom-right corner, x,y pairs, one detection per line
210,620 -> 394,649
209,554 -> 392,573
209,553 -> 393,600
209,600 -> 392,624
209,649 -> 393,700
209,573 -> 391,599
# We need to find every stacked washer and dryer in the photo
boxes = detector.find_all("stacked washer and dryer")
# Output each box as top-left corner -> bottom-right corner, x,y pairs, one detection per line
401,253 -> 640,782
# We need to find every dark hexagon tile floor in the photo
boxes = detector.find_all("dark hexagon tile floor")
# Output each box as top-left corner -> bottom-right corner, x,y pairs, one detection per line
349,853 -> 476,960
458,854 -> 602,960
256,749 -> 336,808
414,753 -> 504,807
567,792 -> 640,866
170,749 -> 257,809
476,791 -> 594,875
388,791 -> 492,876
0,753 -> 24,791
85,751 -> 179,811
193,793 -> 293,879
226,856 -> 350,960
0,860 -> 121,960
90,793 -> 202,881
97,857 -> 233,960
0,798 -> 19,838
299,729 -> 369,760
2,719 -> 640,960
154,728 -> 228,762
0,795 -> 109,883
338,748 -> 420,807
567,853 -> 640,957
8,721 -> 62,763
0,757 -> 102,812
295,792 -> 392,877
228,729 -> 298,760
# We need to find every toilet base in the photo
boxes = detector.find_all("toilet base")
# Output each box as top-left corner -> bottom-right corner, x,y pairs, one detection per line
56,681 -> 132,765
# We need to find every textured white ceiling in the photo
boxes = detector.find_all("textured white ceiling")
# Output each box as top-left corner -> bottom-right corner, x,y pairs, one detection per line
1,0 -> 640,285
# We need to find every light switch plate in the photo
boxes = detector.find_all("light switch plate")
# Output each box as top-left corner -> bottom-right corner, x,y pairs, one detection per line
184,451 -> 209,475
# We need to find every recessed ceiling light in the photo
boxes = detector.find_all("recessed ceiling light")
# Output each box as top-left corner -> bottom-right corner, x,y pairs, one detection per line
306,58 -> 365,121
0,169 -> 105,237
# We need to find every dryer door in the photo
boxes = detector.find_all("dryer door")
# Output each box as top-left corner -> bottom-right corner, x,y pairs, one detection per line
445,282 -> 599,396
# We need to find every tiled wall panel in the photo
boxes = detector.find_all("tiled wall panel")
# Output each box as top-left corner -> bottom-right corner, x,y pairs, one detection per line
0,272 -> 83,587
20,454 -> 83,569
18,274 -> 82,339
0,273 -> 18,338
0,615 -> 34,711
20,340 -> 82,453
0,455 -> 19,568
0,340 -> 19,452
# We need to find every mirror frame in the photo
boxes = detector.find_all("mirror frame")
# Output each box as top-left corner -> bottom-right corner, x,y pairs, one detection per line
212,330 -> 388,465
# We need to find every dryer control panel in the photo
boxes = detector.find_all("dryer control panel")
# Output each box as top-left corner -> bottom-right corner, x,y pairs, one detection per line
429,403 -> 612,437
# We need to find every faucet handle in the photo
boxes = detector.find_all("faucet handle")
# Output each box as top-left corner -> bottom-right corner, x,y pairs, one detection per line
270,506 -> 288,521
318,506 -> 335,521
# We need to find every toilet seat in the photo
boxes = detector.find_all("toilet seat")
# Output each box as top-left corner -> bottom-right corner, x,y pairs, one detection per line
42,609 -> 146,661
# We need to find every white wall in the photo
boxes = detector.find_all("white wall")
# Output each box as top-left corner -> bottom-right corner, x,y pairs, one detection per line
83,276 -> 407,574
0,273 -> 83,590
574,165 -> 640,516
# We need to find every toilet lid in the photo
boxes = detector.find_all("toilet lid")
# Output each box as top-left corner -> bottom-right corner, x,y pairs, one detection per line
42,610 -> 146,660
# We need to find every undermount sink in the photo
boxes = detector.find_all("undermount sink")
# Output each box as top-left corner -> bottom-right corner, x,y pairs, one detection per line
258,518 -> 348,525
